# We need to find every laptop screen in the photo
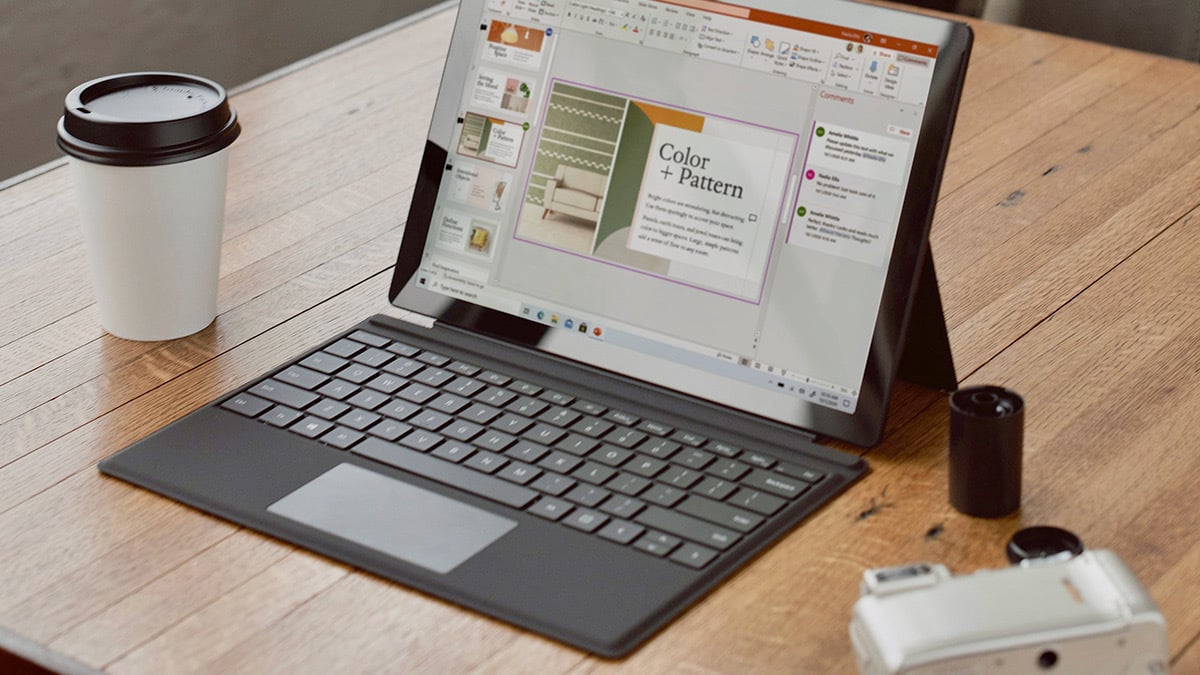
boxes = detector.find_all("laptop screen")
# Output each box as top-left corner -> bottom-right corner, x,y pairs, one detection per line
392,0 -> 970,446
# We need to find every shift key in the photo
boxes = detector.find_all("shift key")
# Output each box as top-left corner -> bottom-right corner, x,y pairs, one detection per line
635,506 -> 740,550
249,379 -> 319,410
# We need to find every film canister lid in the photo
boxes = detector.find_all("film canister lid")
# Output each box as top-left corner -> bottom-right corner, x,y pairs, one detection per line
949,385 -> 1024,518
57,72 -> 240,167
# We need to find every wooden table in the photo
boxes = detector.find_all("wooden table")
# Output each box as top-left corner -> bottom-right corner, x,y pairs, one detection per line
3,3 -> 1199,672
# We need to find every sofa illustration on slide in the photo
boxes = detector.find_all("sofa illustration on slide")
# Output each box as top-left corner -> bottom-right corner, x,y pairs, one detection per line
542,165 -> 605,223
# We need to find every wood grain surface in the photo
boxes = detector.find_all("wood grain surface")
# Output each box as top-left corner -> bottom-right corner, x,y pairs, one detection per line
2,3 -> 1198,672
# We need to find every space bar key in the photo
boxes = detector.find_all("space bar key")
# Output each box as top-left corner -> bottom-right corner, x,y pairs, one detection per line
352,438 -> 537,509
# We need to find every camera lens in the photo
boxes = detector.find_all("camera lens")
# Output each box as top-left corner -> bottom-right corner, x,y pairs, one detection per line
1038,650 -> 1058,669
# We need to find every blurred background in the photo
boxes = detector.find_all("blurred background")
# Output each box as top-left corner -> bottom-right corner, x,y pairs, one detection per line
3,0 -> 1199,182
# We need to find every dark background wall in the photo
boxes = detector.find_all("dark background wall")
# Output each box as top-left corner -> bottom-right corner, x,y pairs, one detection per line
0,0 -> 442,181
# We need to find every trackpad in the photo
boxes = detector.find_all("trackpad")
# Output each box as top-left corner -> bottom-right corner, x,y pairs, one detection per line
267,463 -> 516,574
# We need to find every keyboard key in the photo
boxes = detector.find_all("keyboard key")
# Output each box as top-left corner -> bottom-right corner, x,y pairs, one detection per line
347,388 -> 389,411
539,451 -> 583,474
352,438 -> 536,509
320,427 -> 364,450
339,409 -> 381,431
705,441 -> 741,458
509,396 -> 548,417
572,462 -> 617,485
642,438 -> 681,460
604,428 -> 647,449
633,535 -> 677,557
565,484 -> 611,508
446,360 -> 481,377
221,392 -> 272,418
444,420 -> 485,442
509,380 -> 543,396
693,477 -> 737,501
444,377 -> 485,397
338,364 -> 378,384
635,506 -> 740,551
416,350 -> 451,367
709,459 -> 750,481
505,440 -> 550,464
250,380 -> 319,410
291,416 -> 333,439
604,410 -> 639,426
413,367 -> 454,388
385,340 -> 420,357
607,472 -> 652,497
431,441 -> 474,463
670,430 -> 707,447
383,357 -> 423,378
571,399 -> 607,416
743,470 -> 808,499
322,339 -> 363,359
411,410 -> 453,431
538,406 -> 580,428
397,383 -> 438,404
641,530 -> 682,550
353,347 -> 394,368
670,543 -> 719,569
637,420 -> 674,436
600,496 -> 646,519
659,465 -> 703,490
277,365 -> 328,390
677,495 -> 763,533
528,497 -> 573,521
742,452 -> 777,469
478,370 -> 511,386
498,461 -> 541,485
309,399 -> 351,420
298,353 -> 348,372
590,445 -> 632,467
465,450 -> 507,474
571,416 -> 613,438
539,389 -> 575,406
378,399 -> 420,421
475,429 -> 517,452
674,448 -> 715,470
365,373 -> 405,394
493,413 -> 534,435
260,405 -> 303,428
555,434 -> 599,456
429,393 -> 470,415
524,423 -> 566,446
530,472 -> 575,496
349,330 -> 390,348
597,519 -> 645,545
461,403 -> 501,425
562,509 -> 608,533
317,379 -> 358,401
774,461 -> 826,484
728,488 -> 786,516
477,387 -> 517,408
368,420 -> 411,442
399,429 -> 443,452
642,484 -> 686,508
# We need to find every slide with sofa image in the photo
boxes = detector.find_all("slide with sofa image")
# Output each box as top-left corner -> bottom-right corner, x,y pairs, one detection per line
515,80 -> 796,302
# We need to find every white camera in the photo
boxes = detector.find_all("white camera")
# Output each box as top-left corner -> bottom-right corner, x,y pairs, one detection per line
849,549 -> 1168,674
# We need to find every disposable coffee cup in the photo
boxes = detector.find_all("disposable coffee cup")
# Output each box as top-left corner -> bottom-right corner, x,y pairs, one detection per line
57,72 -> 240,341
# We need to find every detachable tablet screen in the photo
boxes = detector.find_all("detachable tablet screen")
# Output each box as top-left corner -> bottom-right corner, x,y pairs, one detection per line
391,0 -> 971,446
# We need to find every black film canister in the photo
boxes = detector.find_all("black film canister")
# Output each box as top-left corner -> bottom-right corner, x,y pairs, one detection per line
949,385 -> 1024,518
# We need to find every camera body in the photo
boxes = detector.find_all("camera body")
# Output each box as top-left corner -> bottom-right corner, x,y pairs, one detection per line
849,550 -> 1168,674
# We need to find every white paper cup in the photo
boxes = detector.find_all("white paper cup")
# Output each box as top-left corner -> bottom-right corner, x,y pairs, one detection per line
57,72 -> 240,341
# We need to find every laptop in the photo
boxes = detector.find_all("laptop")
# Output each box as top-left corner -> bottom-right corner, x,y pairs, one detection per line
100,0 -> 971,658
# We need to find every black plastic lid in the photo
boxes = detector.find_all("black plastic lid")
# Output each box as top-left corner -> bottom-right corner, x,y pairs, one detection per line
56,72 -> 240,166
1006,526 -> 1085,564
